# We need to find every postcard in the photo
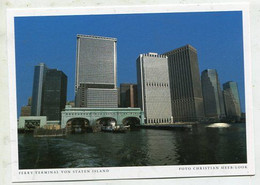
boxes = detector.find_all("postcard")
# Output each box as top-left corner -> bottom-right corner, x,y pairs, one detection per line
6,3 -> 254,182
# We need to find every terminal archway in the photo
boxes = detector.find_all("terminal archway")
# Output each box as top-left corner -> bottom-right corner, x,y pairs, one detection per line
122,117 -> 140,128
96,117 -> 117,126
96,117 -> 117,132
66,118 -> 90,133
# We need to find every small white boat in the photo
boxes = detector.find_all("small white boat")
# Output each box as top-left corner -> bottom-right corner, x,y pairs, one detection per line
101,125 -> 129,133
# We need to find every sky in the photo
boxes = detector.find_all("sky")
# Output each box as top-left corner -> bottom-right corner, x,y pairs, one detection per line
15,11 -> 245,115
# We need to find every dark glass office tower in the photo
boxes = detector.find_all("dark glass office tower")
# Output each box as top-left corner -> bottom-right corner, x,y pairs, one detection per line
75,35 -> 118,108
120,83 -> 138,108
41,69 -> 67,121
201,69 -> 225,120
31,63 -> 48,116
223,81 -> 241,121
163,45 -> 204,122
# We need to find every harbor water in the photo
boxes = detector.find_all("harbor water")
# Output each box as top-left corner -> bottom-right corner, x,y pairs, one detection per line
18,123 -> 247,169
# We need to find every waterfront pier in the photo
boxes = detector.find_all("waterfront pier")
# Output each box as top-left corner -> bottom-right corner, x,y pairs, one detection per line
61,106 -> 144,130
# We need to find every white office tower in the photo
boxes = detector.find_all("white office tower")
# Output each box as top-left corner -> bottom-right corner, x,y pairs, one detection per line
75,35 -> 118,108
136,53 -> 172,124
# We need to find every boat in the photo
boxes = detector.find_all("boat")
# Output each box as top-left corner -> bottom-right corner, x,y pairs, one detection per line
101,125 -> 130,133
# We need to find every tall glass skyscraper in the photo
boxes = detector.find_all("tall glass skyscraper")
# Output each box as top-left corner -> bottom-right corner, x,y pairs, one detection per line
136,53 -> 172,124
201,69 -> 225,119
31,63 -> 48,116
31,63 -> 67,120
41,69 -> 67,121
75,35 -> 118,108
223,81 -> 241,121
163,45 -> 204,122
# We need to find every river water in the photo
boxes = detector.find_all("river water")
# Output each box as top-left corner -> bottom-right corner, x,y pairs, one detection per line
18,123 -> 247,169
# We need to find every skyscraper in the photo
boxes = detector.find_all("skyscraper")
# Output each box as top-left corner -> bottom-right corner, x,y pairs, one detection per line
120,83 -> 138,108
137,52 -> 172,124
223,81 -> 241,121
20,97 -> 32,116
201,69 -> 225,120
117,87 -> 120,107
41,69 -> 67,121
75,35 -> 118,108
163,45 -> 204,122
31,63 -> 48,116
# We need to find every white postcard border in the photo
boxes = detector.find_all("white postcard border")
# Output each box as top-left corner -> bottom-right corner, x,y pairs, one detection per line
7,3 -> 254,182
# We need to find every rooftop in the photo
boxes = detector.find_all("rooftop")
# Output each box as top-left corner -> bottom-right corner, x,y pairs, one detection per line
163,44 -> 197,55
140,52 -> 167,58
63,106 -> 141,112
77,34 -> 117,42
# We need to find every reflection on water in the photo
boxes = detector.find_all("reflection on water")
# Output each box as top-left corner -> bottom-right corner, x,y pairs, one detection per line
18,123 -> 247,169
207,123 -> 231,128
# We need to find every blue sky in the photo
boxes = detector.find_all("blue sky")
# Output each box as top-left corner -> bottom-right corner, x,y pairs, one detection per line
15,11 -> 245,115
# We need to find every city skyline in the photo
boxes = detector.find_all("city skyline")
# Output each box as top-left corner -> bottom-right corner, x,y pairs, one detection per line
15,11 -> 245,116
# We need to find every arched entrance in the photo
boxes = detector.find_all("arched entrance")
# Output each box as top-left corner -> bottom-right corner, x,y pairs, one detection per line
96,117 -> 117,126
122,117 -> 140,129
66,118 -> 90,133
96,117 -> 117,132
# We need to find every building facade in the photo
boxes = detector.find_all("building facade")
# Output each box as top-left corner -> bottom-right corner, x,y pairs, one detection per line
31,63 -> 48,116
41,69 -> 67,121
20,106 -> 31,116
223,81 -> 241,121
85,88 -> 118,108
75,35 -> 118,108
120,83 -> 138,108
20,97 -> 32,116
201,69 -> 225,120
117,87 -> 120,107
136,52 -> 172,124
61,106 -> 144,128
18,116 -> 47,130
163,45 -> 204,122
67,101 -> 75,107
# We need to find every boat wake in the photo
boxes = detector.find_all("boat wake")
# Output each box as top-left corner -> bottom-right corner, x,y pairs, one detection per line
206,123 -> 231,128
